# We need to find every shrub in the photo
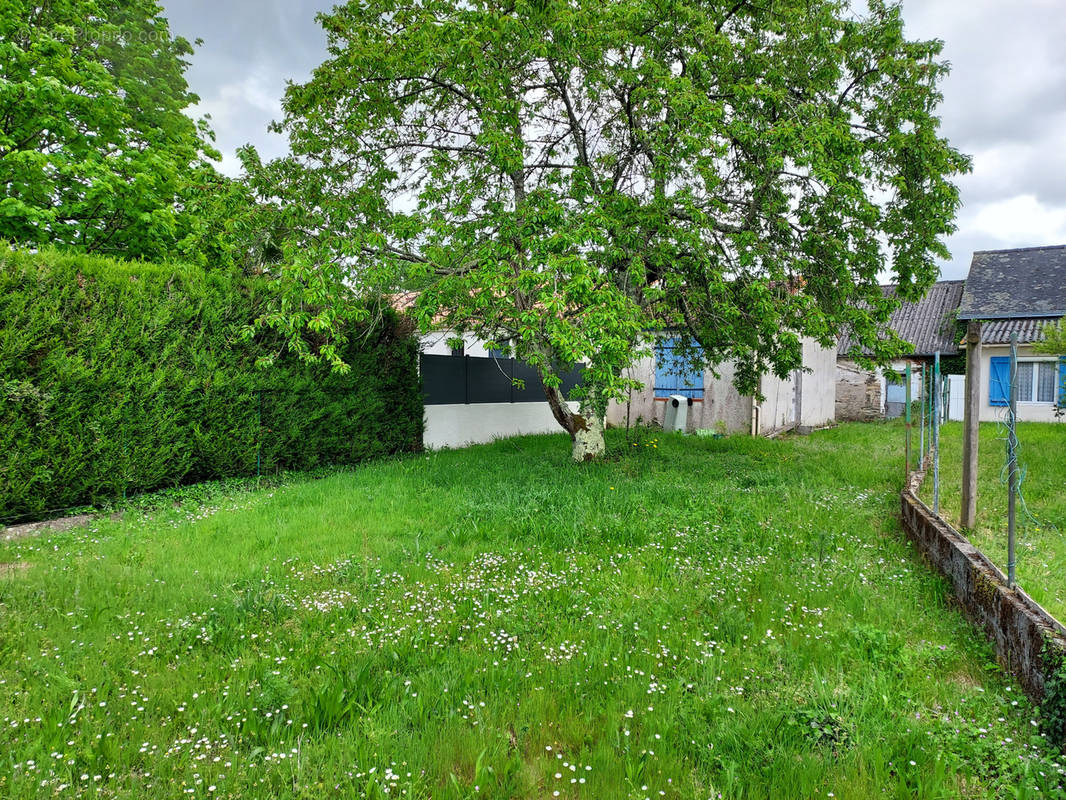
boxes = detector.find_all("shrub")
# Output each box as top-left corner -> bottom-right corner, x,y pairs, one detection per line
0,246 -> 422,522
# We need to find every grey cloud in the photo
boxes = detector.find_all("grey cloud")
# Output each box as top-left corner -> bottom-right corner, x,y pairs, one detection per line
163,0 -> 1066,277
162,0 -> 334,175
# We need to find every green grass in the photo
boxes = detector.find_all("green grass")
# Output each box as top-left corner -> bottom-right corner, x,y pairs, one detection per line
1,423 -> 1064,799
920,421 -> 1066,621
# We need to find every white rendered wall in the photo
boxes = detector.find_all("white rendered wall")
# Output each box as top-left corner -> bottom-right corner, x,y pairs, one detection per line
424,401 -> 579,449
605,336 -> 836,435
799,339 -> 838,429
420,331 -> 493,357
756,370 -> 796,434
606,355 -> 754,433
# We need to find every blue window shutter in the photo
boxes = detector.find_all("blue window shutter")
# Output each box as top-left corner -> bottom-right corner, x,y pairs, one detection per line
654,337 -> 703,398
680,361 -> 703,399
654,337 -> 676,397
1059,356 -> 1066,406
989,356 -> 1010,406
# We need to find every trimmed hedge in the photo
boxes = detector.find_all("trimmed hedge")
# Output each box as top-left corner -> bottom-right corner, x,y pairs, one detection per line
0,247 -> 423,523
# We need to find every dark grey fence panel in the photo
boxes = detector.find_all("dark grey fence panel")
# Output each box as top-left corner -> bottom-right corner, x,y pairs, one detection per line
421,354 -> 584,405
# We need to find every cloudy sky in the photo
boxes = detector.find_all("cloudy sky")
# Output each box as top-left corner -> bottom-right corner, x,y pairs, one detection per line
162,0 -> 1066,280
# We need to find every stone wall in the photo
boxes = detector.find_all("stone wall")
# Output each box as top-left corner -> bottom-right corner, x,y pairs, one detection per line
900,470 -> 1066,704
836,360 -> 882,422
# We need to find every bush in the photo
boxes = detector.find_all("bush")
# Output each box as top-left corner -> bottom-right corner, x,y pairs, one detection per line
0,246 -> 422,523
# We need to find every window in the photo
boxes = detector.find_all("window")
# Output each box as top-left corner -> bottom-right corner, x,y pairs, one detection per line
654,337 -> 704,399
989,357 -> 1062,405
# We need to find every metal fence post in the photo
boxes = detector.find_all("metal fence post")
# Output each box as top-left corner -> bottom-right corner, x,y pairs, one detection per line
1007,333 -> 1019,588
905,362 -> 912,477
933,351 -> 941,514
919,365 -> 926,463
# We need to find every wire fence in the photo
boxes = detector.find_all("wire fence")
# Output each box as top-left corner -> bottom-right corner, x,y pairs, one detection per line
906,337 -> 1064,617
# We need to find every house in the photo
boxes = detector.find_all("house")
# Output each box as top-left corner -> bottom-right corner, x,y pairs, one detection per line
606,336 -> 837,435
397,291 -> 836,442
836,280 -> 965,421
957,245 -> 1066,422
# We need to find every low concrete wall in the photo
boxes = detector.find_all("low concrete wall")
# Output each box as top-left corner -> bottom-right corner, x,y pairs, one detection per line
900,470 -> 1066,703
424,402 -> 577,449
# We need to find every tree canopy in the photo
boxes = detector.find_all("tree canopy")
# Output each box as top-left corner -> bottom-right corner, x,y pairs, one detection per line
261,0 -> 970,459
0,0 -> 219,260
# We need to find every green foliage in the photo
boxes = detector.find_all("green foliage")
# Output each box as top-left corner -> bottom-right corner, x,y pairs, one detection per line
260,0 -> 969,453
1036,319 -> 1066,355
0,246 -> 422,523
1041,640 -> 1066,748
175,148 -> 291,275
0,0 -> 218,260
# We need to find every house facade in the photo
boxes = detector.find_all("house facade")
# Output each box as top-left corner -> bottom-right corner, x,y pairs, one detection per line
606,336 -> 837,435
836,280 -> 965,421
957,246 -> 1066,423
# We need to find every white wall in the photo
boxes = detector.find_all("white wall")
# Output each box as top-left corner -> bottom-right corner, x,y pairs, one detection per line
424,401 -> 578,449
756,370 -> 795,434
420,331 -> 493,357
976,344 -> 1064,423
799,338 -> 837,429
948,374 -> 966,421
606,354 -> 755,433
605,336 -> 836,435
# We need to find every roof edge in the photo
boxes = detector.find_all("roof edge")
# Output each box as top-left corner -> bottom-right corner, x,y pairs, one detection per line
971,244 -> 1066,256
956,311 -> 1065,321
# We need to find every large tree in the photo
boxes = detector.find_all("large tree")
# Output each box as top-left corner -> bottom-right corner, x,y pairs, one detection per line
0,0 -> 218,259
263,0 -> 969,460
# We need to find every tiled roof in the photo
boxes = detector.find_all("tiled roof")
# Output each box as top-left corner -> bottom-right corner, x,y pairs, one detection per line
979,317 -> 1059,345
838,280 -> 965,357
958,245 -> 1066,320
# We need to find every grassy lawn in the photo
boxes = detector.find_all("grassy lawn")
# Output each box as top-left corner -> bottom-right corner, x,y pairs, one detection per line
920,421 -> 1066,621
1,423 -> 1064,799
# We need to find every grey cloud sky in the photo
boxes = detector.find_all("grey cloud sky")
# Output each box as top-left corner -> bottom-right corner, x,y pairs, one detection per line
163,0 -> 1066,280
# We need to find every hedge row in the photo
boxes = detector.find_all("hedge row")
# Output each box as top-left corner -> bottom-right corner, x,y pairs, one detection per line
0,247 -> 423,523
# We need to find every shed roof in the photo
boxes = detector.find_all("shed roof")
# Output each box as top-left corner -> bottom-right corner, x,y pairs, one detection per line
978,317 -> 1056,345
837,280 -> 965,357
957,245 -> 1066,320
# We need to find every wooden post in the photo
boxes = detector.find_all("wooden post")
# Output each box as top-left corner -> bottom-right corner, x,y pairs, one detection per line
960,320 -> 981,529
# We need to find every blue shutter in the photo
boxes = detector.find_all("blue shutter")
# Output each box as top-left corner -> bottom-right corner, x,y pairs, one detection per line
989,356 -> 1010,406
679,360 -> 704,399
1059,356 -> 1066,407
654,337 -> 704,398
654,337 -> 677,398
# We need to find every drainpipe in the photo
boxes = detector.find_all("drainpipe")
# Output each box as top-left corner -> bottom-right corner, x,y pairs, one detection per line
793,368 -> 803,432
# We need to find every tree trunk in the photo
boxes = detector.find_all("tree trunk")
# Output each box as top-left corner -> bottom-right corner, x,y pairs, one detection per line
542,383 -> 606,461
571,396 -> 605,461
